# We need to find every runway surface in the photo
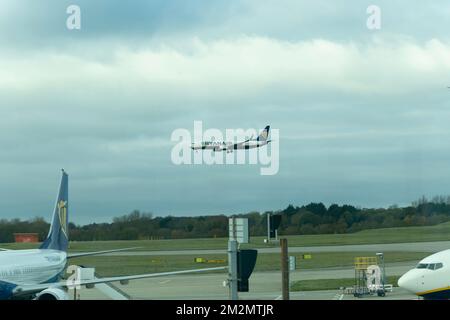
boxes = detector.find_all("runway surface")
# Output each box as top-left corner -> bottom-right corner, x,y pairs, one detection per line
68,240 -> 441,300
70,263 -> 417,300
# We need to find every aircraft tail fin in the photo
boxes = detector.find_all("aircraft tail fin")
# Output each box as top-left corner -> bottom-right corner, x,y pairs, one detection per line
256,126 -> 270,141
40,170 -> 69,252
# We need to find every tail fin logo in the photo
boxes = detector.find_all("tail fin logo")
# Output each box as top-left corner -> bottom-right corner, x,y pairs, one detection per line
58,200 -> 68,237
257,126 -> 270,141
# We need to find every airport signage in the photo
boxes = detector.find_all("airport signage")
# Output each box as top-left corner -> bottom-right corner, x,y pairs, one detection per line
289,256 -> 296,271
229,218 -> 249,244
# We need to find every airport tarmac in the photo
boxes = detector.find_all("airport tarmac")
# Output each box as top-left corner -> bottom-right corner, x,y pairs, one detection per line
70,264 -> 417,300
100,240 -> 450,256
67,240 -> 436,300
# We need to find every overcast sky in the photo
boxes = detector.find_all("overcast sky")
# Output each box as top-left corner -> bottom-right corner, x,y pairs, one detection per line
1,1 -> 450,224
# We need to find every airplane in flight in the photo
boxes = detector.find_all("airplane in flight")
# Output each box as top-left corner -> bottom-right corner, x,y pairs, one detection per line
191,125 -> 271,153
0,170 -> 226,300
398,249 -> 450,299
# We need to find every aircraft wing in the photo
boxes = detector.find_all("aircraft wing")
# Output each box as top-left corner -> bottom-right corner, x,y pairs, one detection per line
4,247 -> 142,256
229,140 -> 247,149
12,266 -> 227,297
67,247 -> 142,258
232,135 -> 254,147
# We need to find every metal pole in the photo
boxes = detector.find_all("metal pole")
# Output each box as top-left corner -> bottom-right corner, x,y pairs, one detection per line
228,239 -> 239,300
267,212 -> 271,242
280,238 -> 290,300
382,255 -> 386,291
231,216 -> 236,240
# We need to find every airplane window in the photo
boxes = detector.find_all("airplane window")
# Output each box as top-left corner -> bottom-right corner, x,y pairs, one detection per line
421,263 -> 444,270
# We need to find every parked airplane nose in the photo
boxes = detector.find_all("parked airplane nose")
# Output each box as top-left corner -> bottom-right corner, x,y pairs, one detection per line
398,270 -> 418,293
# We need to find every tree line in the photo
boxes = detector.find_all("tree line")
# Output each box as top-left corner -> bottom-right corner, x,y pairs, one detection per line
1,196 -> 450,243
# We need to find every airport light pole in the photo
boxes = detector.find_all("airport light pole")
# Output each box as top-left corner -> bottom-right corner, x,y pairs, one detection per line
228,216 -> 239,300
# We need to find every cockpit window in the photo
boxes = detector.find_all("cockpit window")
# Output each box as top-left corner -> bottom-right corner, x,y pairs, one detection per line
417,263 -> 444,270
434,263 -> 444,270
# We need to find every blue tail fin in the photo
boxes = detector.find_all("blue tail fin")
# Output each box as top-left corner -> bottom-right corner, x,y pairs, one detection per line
40,170 -> 69,252
257,126 -> 270,141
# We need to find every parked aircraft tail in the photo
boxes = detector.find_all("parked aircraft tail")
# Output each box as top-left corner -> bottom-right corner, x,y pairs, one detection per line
40,169 -> 69,252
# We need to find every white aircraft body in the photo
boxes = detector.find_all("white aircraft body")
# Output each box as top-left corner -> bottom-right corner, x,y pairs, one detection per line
398,249 -> 450,300
0,170 -> 225,300
191,125 -> 271,153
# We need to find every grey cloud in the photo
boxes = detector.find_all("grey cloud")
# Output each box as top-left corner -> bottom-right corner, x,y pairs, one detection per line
0,2 -> 450,224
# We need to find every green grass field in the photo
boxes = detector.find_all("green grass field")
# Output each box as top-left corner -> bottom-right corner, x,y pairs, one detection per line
67,251 -> 427,277
3,221 -> 450,252
290,276 -> 401,291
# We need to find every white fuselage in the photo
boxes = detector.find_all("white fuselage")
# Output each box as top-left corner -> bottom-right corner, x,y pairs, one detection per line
0,249 -> 66,287
191,140 -> 268,152
398,249 -> 450,299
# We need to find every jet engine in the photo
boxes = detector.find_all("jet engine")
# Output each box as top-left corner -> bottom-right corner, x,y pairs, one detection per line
35,288 -> 69,300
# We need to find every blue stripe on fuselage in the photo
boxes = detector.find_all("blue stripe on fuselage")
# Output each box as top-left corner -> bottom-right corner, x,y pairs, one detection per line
0,280 -> 17,300
0,265 -> 65,300
421,289 -> 450,300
